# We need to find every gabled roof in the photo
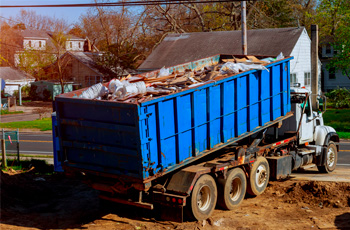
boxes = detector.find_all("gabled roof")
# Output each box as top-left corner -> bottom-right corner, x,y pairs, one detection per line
0,67 -> 35,81
66,35 -> 85,41
20,30 -> 86,50
21,29 -> 50,39
138,27 -> 305,71
65,51 -> 117,76
22,30 -> 85,41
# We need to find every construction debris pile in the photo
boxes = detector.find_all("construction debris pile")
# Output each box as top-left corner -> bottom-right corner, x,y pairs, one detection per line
79,54 -> 284,103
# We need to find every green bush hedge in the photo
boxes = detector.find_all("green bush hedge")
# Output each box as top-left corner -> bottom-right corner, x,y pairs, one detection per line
325,88 -> 350,108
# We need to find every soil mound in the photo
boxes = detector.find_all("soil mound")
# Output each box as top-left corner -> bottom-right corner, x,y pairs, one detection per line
267,181 -> 350,208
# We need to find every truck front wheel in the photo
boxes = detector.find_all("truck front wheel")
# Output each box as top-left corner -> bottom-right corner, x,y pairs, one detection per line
247,157 -> 270,196
217,168 -> 246,210
318,141 -> 337,173
189,174 -> 217,221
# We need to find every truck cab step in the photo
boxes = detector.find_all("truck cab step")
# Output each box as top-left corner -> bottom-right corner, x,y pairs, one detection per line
298,148 -> 315,155
299,163 -> 316,170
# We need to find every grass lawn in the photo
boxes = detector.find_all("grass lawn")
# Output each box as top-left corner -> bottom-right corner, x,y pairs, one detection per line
0,110 -> 24,115
1,159 -> 53,173
0,118 -> 52,131
323,108 -> 350,139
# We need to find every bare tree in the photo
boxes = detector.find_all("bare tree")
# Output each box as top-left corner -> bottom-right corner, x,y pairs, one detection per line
15,9 -> 70,33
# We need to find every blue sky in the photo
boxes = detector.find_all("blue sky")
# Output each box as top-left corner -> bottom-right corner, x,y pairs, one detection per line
0,0 -> 92,25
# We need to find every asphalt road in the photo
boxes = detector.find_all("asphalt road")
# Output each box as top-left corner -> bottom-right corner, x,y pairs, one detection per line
6,132 -> 53,155
338,142 -> 350,167
7,133 -> 350,166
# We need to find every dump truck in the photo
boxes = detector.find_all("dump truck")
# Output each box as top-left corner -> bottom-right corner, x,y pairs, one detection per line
52,54 -> 338,222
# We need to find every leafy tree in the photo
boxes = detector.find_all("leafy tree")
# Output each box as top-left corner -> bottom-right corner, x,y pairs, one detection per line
325,88 -> 350,108
48,32 -> 72,93
316,0 -> 350,79
16,48 -> 56,79
329,24 -> 350,79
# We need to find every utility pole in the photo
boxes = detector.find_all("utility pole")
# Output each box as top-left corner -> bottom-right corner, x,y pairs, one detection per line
241,1 -> 247,55
0,78 -> 2,117
311,24 -> 319,110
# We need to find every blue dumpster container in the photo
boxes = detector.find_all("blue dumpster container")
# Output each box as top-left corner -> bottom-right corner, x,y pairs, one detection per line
52,112 -> 63,172
54,54 -> 292,183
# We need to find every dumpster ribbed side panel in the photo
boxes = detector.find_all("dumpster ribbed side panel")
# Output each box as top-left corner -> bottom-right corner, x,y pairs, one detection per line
55,99 -> 143,179
139,59 -> 291,179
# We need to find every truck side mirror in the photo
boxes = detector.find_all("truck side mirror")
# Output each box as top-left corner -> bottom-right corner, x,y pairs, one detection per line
318,96 -> 326,112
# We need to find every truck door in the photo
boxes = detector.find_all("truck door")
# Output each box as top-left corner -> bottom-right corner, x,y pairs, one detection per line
299,98 -> 314,144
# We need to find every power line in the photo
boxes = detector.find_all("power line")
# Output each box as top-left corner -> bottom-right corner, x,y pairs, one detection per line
0,0 -> 250,8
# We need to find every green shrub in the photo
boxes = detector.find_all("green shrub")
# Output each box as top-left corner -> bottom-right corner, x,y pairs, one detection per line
29,85 -> 38,100
325,88 -> 350,108
43,89 -> 52,101
22,85 -> 31,98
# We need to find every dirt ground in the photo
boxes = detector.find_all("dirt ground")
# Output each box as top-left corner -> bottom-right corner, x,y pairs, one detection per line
1,168 -> 349,230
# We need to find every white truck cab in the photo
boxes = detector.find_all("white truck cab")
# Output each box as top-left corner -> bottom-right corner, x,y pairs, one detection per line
281,86 -> 339,173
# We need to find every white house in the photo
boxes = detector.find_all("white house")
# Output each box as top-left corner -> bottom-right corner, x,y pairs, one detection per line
65,36 -> 85,52
138,27 -> 320,92
15,30 -> 90,66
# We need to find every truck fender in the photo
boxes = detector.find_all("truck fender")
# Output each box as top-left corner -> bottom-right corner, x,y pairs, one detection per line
314,125 -> 338,148
166,166 -> 211,195
323,132 -> 339,150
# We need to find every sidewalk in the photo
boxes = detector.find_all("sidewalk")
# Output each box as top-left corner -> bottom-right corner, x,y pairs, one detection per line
291,166 -> 350,182
0,113 -> 40,123
0,101 -> 52,123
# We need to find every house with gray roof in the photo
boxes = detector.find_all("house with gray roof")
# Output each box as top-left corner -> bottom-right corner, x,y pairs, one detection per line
138,27 -> 320,91
0,66 -> 35,95
44,51 -> 118,88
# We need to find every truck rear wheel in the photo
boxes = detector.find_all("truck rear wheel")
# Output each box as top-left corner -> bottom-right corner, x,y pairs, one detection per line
217,168 -> 246,210
247,157 -> 269,196
189,174 -> 217,221
318,141 -> 337,173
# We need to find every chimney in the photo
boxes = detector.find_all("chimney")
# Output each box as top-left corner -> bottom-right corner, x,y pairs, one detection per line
311,24 -> 319,110
84,39 -> 92,52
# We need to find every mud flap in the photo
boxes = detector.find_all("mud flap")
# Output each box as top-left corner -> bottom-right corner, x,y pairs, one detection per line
316,147 -> 327,166
160,204 -> 184,222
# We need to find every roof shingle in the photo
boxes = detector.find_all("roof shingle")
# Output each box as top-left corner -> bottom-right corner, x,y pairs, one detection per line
138,27 -> 304,71
0,67 -> 35,81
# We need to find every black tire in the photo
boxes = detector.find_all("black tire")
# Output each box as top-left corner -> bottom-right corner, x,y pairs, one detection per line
217,168 -> 246,210
247,157 -> 269,196
188,174 -> 217,221
318,141 -> 337,173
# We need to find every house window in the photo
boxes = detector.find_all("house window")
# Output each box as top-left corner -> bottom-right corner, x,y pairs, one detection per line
85,76 -> 103,86
304,72 -> 311,86
28,41 -> 31,47
329,67 -> 336,79
290,73 -> 297,85
39,41 -> 42,47
325,45 -> 331,54
70,42 -> 73,48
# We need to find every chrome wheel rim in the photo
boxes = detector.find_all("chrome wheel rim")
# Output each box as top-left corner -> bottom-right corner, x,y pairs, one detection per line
327,147 -> 335,168
229,177 -> 242,202
197,185 -> 211,211
255,165 -> 267,188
